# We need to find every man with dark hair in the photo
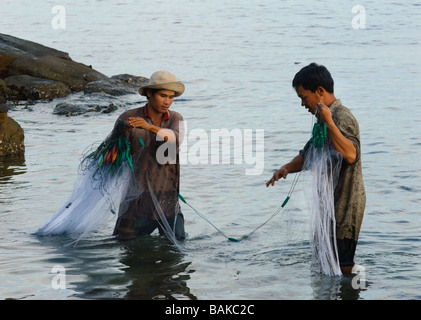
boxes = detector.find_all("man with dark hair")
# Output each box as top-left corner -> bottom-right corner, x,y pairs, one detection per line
266,63 -> 366,275
292,62 -> 334,94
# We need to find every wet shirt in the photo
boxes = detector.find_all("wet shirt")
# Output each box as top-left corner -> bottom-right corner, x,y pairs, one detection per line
300,99 -> 366,240
113,104 -> 184,233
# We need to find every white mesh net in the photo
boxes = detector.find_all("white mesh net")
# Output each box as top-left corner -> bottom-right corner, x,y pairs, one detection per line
36,123 -> 183,249
302,122 -> 343,276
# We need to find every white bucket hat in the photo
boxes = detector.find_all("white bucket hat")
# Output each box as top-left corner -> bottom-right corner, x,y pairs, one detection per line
139,70 -> 185,97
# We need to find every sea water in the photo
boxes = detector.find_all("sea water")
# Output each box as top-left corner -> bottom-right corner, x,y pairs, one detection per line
0,0 -> 420,300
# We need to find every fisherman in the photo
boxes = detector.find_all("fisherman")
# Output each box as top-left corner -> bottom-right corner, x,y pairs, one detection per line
266,63 -> 365,275
112,70 -> 186,241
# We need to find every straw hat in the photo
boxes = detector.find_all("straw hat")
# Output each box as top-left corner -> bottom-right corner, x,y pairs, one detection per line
139,70 -> 185,97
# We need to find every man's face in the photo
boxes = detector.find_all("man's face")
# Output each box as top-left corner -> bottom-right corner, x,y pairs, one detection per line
147,89 -> 176,114
295,85 -> 321,115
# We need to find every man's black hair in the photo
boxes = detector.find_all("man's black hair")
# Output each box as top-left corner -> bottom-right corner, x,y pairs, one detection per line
145,88 -> 158,100
292,63 -> 334,93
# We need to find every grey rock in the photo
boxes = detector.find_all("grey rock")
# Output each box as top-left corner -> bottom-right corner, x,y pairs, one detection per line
53,97 -> 120,116
0,33 -> 70,79
8,55 -> 108,92
5,75 -> 71,100
84,74 -> 148,96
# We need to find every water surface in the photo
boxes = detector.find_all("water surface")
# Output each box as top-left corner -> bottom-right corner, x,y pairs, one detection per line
1,0 -> 420,300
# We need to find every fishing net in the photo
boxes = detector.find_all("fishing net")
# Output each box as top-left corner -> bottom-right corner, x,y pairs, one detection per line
36,121 -> 183,249
302,121 -> 343,276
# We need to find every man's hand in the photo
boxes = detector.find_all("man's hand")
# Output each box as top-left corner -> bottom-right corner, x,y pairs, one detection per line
266,167 -> 288,187
316,101 -> 333,125
128,117 -> 175,143
316,101 -> 357,164
128,117 -> 152,130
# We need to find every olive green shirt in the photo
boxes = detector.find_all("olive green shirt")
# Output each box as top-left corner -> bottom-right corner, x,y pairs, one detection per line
300,99 -> 366,240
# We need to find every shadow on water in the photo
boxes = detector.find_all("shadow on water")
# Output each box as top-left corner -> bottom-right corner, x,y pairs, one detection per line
37,233 -> 197,300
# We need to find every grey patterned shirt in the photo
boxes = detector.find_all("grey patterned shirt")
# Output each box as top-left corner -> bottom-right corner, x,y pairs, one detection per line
300,99 -> 366,240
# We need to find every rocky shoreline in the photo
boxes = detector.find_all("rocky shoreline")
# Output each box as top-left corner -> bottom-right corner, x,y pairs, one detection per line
0,33 -> 148,103
0,33 -> 149,157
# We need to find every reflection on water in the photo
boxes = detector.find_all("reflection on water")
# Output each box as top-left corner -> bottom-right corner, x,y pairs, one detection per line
310,271 -> 369,300
0,155 -> 26,184
37,234 -> 196,300
1,0 -> 420,300
118,237 -> 196,300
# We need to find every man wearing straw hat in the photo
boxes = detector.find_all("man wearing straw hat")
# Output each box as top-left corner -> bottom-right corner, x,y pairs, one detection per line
112,70 -> 186,241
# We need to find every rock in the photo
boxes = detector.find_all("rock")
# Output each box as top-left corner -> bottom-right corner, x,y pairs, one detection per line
0,79 -> 9,104
0,34 -> 148,110
111,74 -> 149,85
5,75 -> 71,101
1,33 -> 109,99
0,104 -> 25,157
0,33 -> 70,79
101,103 -> 119,114
53,102 -> 118,116
8,55 -> 108,92
53,99 -> 119,116
84,74 -> 148,96
53,102 -> 90,116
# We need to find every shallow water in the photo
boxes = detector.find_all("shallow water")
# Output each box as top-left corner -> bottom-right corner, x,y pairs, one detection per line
1,0 -> 421,300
